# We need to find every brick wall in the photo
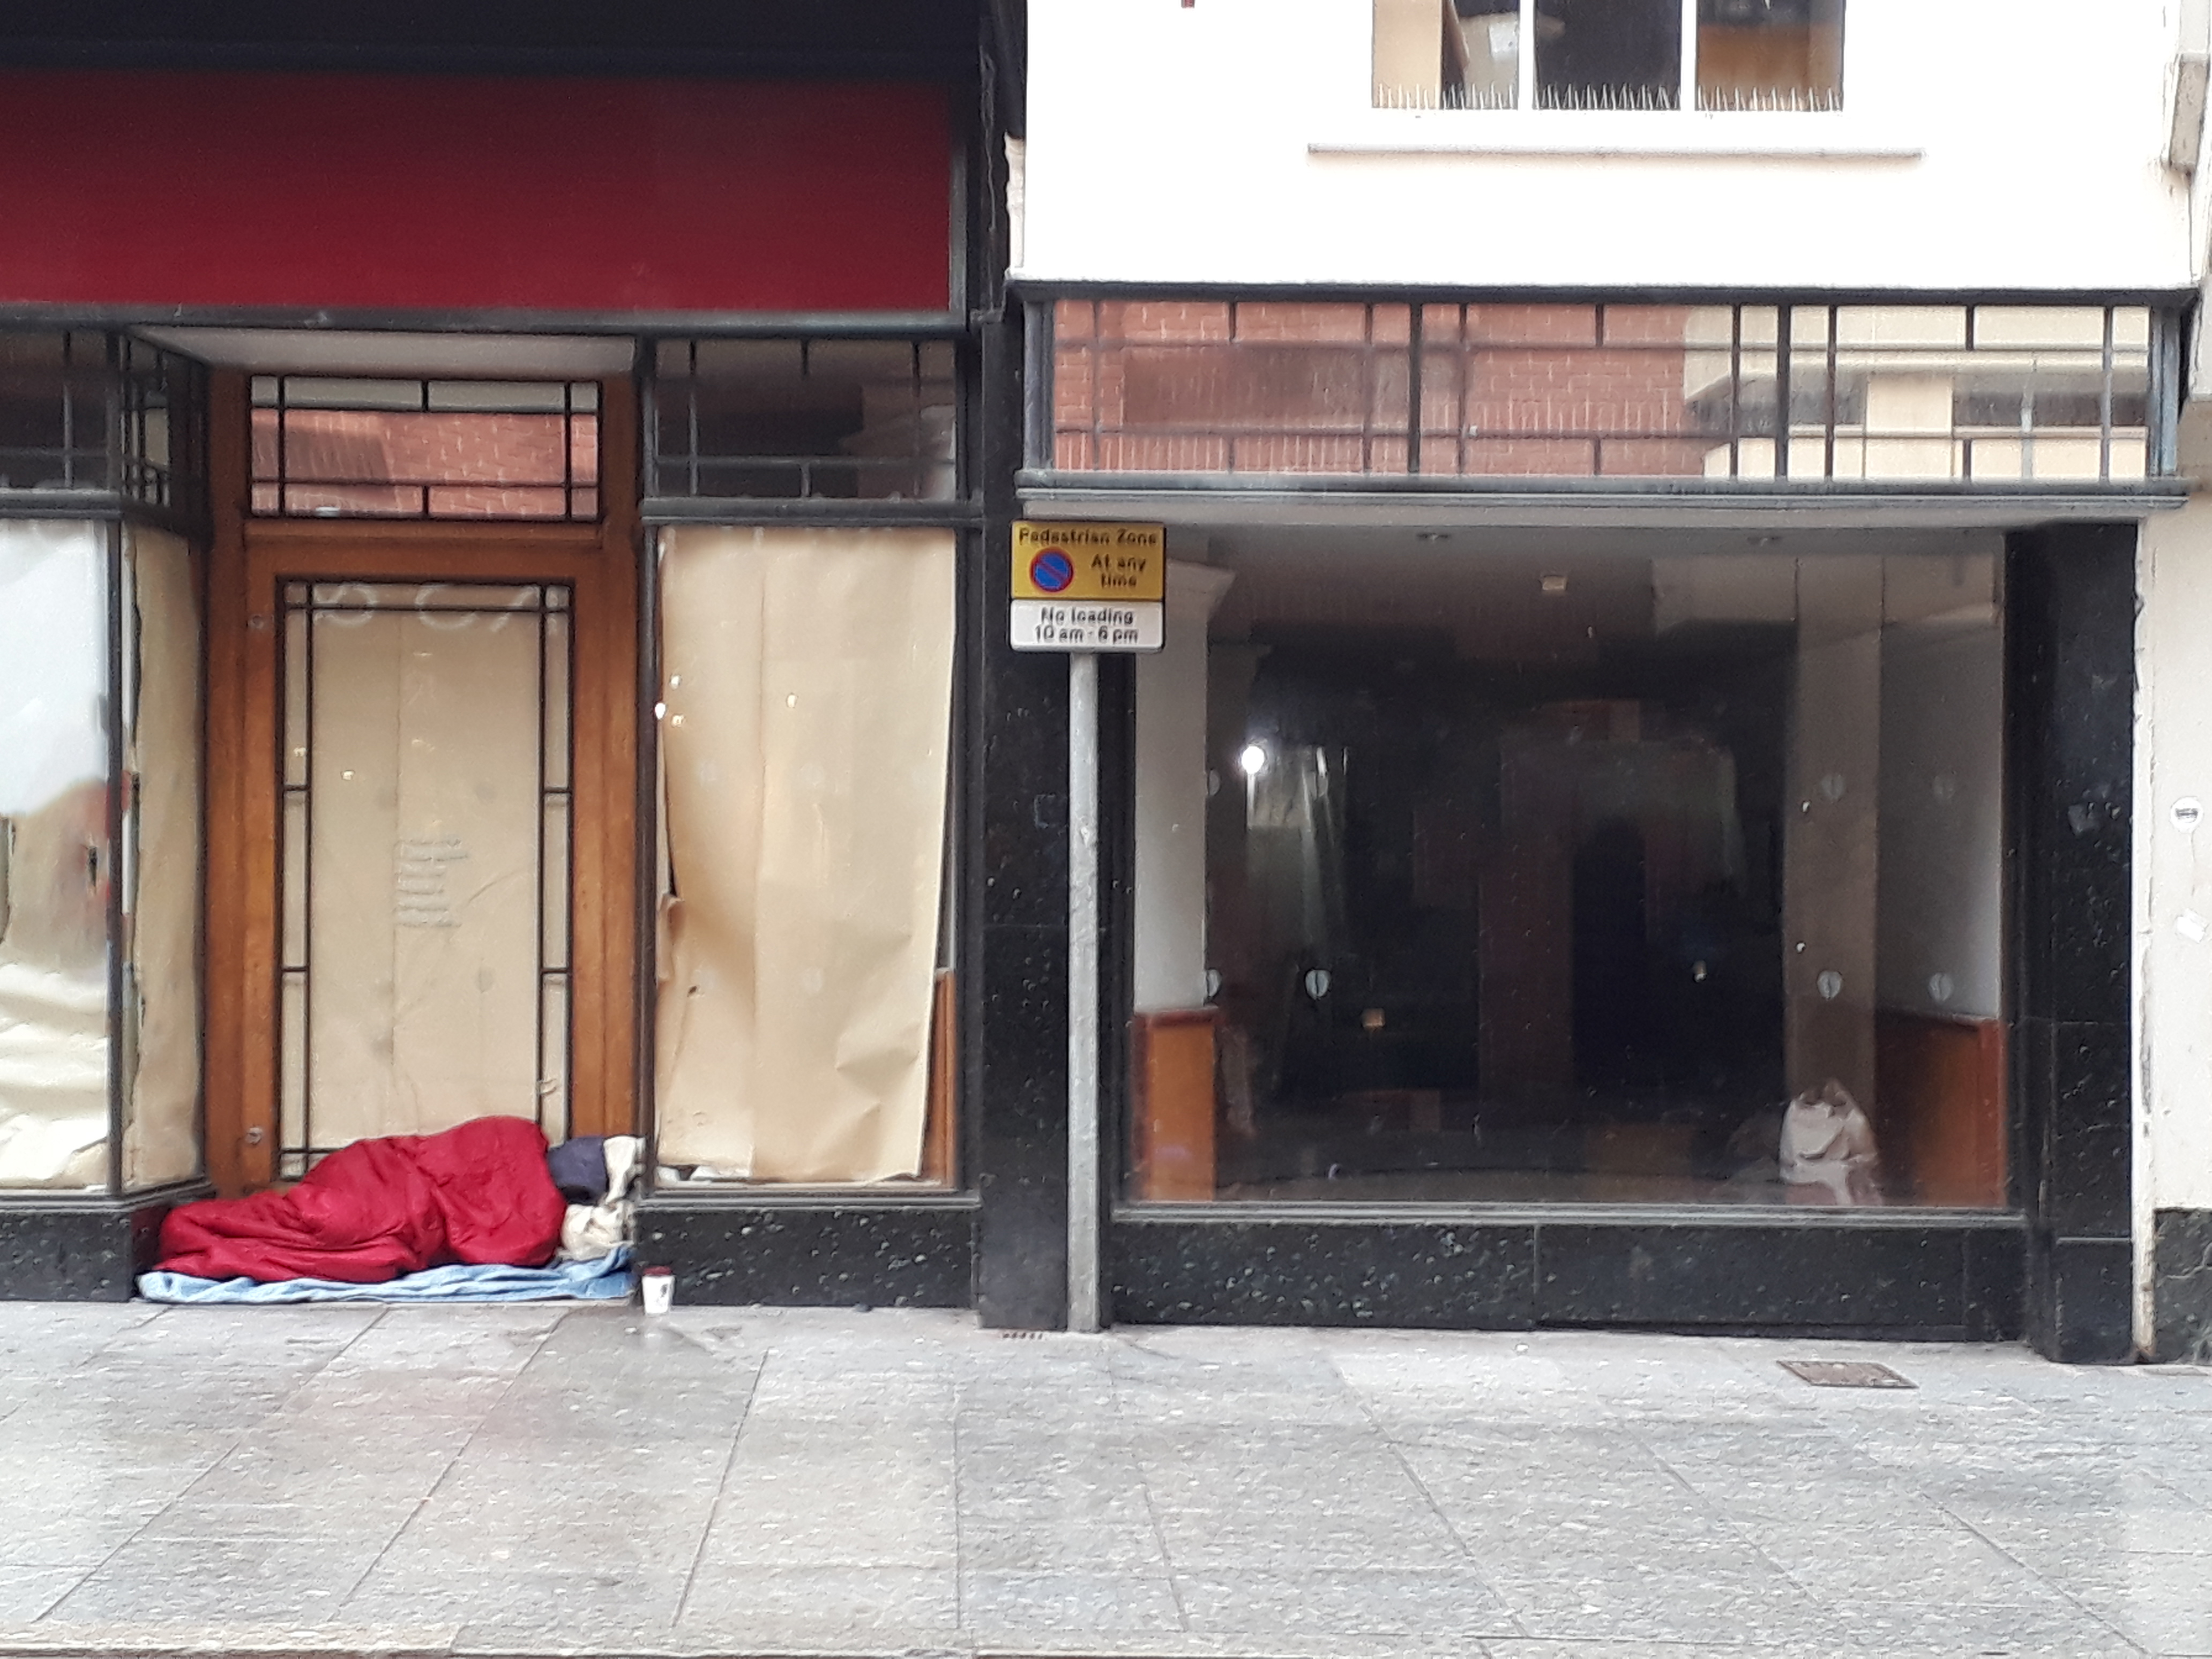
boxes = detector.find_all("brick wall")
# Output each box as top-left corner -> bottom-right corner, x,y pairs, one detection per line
251,406 -> 599,518
1052,299 -> 1714,479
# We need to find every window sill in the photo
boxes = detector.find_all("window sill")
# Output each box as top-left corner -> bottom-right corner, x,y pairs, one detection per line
1311,110 -> 1923,160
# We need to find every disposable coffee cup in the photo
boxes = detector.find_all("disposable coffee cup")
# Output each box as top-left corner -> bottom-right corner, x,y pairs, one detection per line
641,1266 -> 675,1314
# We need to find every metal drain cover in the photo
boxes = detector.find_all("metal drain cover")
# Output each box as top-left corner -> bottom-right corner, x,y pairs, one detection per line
1780,1359 -> 1916,1389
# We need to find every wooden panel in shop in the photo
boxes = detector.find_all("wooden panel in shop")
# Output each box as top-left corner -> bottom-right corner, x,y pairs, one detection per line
1874,1010 -> 2007,1208
201,371 -> 640,1193
1132,1008 -> 1220,1201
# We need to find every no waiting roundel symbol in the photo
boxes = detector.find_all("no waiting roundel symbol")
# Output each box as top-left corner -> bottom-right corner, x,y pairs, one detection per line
1029,548 -> 1074,593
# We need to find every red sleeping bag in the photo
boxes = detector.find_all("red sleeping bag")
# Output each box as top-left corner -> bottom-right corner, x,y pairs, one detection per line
158,1116 -> 567,1284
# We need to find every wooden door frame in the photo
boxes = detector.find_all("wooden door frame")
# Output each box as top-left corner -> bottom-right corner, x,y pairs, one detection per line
202,371 -> 640,1195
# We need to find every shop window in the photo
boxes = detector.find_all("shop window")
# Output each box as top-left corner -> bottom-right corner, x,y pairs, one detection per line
652,527 -> 959,1187
0,521 -> 113,1189
250,378 -> 601,521
0,337 -> 207,1195
649,339 -> 958,504
1048,300 -> 2159,485
120,526 -> 203,1187
1375,0 -> 1842,111
1130,544 -> 2008,1210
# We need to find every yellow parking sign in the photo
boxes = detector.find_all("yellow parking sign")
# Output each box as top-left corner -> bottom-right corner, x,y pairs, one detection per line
1012,521 -> 1165,602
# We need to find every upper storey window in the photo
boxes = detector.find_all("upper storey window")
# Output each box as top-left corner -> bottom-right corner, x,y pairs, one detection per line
1375,0 -> 1844,113
1044,300 -> 2161,487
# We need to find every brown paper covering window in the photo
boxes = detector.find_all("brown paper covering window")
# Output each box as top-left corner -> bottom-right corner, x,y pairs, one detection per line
655,526 -> 955,1183
121,527 -> 203,1187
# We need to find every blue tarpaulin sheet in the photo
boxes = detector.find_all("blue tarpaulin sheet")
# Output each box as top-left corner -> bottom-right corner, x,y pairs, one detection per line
138,1247 -> 633,1305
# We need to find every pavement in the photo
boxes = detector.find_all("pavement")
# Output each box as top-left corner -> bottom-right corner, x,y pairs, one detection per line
0,1304 -> 2207,1659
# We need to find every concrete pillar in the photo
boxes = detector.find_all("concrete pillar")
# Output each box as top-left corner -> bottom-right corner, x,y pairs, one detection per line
2012,524 -> 2136,1363
1134,561 -> 1236,1014
2136,490 -> 2212,1358
1784,557 -> 1883,1110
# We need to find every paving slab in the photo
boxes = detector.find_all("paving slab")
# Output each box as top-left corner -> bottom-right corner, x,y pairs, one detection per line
0,1304 -> 2203,1656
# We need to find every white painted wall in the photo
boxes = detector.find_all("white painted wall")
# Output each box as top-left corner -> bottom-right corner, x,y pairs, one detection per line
2137,491 -> 2212,1346
1021,0 -> 2193,292
2143,0 -> 2212,1347
1877,617 -> 2004,1023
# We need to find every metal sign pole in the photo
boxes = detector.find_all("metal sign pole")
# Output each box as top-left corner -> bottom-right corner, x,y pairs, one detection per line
1066,648 -> 1102,1333
1008,520 -> 1163,1335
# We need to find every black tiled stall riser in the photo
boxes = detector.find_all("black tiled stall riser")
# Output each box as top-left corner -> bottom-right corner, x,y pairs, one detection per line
0,1195 -> 195,1301
1111,1215 -> 2023,1339
1112,1217 -> 1537,1329
1536,1223 -> 2024,1335
638,1202 -> 976,1308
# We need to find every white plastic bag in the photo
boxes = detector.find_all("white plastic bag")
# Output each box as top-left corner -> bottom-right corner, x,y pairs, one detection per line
1779,1079 -> 1882,1205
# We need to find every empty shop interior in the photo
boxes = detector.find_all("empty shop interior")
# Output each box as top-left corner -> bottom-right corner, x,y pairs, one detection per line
1028,290 -> 2149,1351
1125,528 -> 2007,1212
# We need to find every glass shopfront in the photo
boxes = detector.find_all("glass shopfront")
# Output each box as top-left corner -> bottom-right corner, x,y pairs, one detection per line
1029,293 -> 2169,1231
1129,535 -> 2007,1211
1020,285 -> 2170,1343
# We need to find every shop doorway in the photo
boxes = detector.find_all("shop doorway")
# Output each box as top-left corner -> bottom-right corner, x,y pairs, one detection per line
204,376 -> 639,1195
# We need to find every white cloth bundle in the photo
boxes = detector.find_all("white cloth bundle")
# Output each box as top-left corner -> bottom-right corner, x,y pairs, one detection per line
1780,1080 -> 1882,1205
559,1135 -> 641,1261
